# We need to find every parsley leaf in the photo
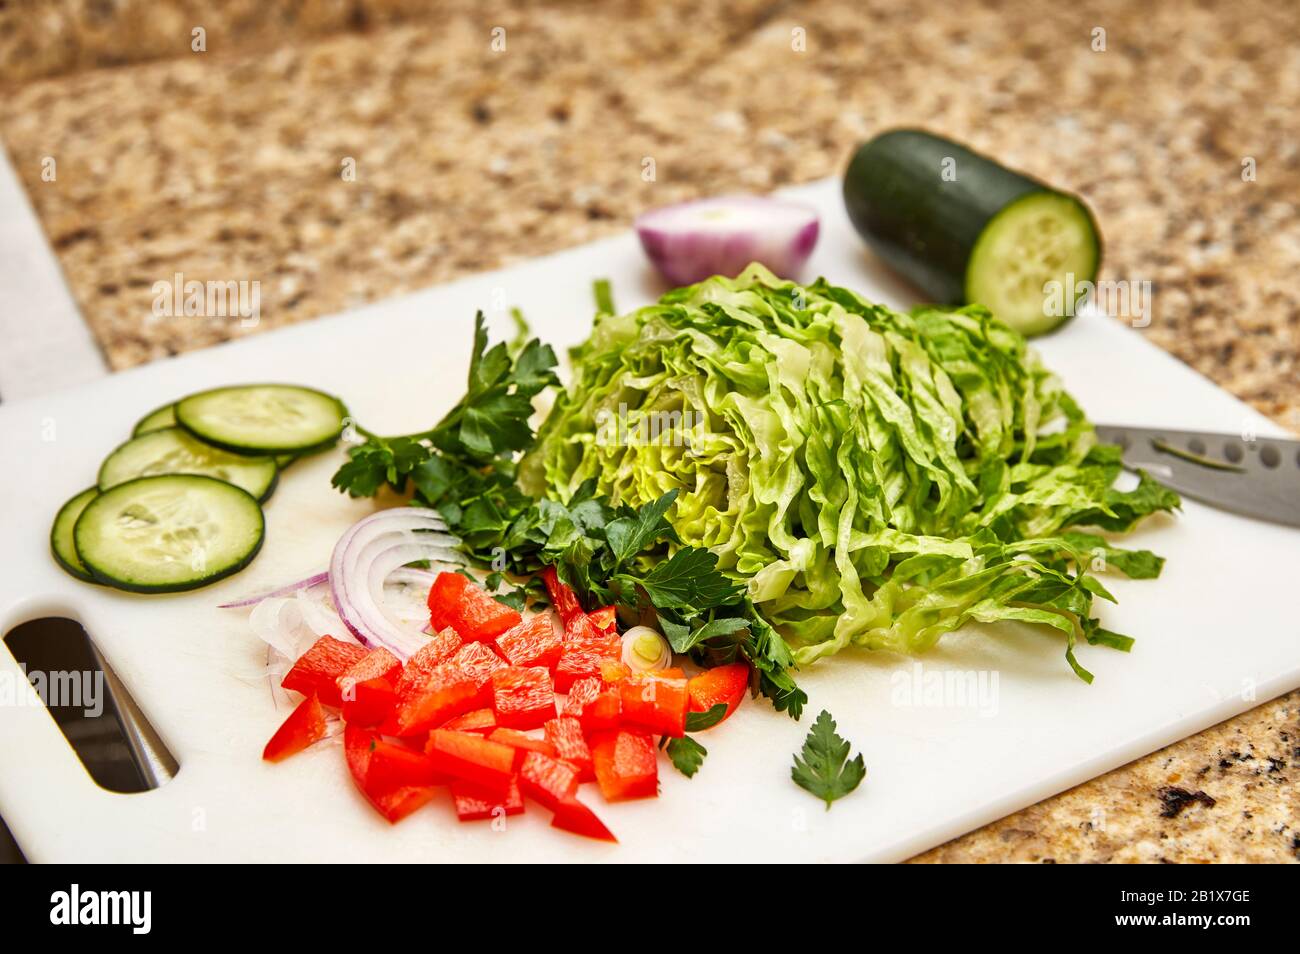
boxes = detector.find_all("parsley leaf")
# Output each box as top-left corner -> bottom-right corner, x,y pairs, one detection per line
666,736 -> 707,777
685,704 -> 728,732
604,489 -> 680,565
616,547 -> 743,610
791,710 -> 866,809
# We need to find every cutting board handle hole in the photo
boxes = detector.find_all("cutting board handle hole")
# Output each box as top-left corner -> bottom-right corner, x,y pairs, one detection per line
3,616 -> 179,794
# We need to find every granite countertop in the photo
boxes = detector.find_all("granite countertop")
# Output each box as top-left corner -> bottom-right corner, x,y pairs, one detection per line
1,0 -> 1296,861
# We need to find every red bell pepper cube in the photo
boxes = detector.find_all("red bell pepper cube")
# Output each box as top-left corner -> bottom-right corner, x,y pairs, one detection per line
588,605 -> 618,636
281,636 -> 367,708
491,666 -> 558,730
554,632 -> 622,692
392,663 -> 485,737
687,661 -> 749,724
562,676 -> 621,732
450,777 -> 525,822
394,627 -> 463,696
487,727 -> 557,759
262,693 -> 327,762
343,725 -> 439,824
544,717 -> 594,782
340,676 -> 398,727
591,729 -> 659,801
619,672 -> 689,738
336,646 -> 402,699
495,614 -> 564,670
540,565 -> 584,626
427,571 -> 521,643
551,798 -> 617,842
517,751 -> 579,811
425,729 -> 516,794
450,640 -> 507,685
441,707 -> 496,733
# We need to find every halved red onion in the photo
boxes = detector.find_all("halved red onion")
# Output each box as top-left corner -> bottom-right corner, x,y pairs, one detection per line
635,195 -> 820,286
328,508 -> 461,659
218,571 -> 330,608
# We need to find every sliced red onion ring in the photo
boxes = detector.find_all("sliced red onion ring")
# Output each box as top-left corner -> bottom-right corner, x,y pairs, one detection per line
329,508 -> 461,659
218,571 -> 330,608
635,195 -> 820,286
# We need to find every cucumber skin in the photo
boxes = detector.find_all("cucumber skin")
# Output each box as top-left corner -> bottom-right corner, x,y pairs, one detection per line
74,475 -> 265,594
843,129 -> 1101,305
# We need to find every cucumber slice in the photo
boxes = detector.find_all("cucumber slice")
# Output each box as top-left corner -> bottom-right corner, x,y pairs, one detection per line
74,475 -> 264,593
132,403 -> 177,436
843,129 -> 1101,336
98,427 -> 278,502
175,384 -> 346,455
51,487 -> 100,582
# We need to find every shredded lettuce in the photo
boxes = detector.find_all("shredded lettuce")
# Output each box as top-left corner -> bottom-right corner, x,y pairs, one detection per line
522,264 -> 1178,681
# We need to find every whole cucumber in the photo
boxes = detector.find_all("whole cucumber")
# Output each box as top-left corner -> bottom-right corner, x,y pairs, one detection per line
843,129 -> 1102,336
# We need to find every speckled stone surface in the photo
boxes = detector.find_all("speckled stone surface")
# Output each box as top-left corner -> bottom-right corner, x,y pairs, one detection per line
0,0 -> 1296,862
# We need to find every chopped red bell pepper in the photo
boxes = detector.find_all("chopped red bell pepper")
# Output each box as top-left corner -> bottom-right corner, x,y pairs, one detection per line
540,565 -> 584,626
562,676 -> 621,732
550,798 -> 617,842
591,729 -> 659,801
425,729 -> 516,794
588,605 -> 618,637
262,693 -> 327,762
619,672 -> 689,738
343,725 -> 440,823
687,661 -> 749,724
495,614 -> 564,670
450,777 -> 525,821
281,635 -> 367,707
450,640 -> 508,684
544,717 -> 594,782
392,663 -> 485,737
394,627 -> 463,696
440,707 -> 497,733
367,738 -> 450,790
599,659 -> 631,683
491,666 -> 558,730
340,676 -> 398,727
517,751 -> 579,811
427,571 -> 521,643
488,727 -> 557,759
336,646 -> 402,699
554,632 -> 622,692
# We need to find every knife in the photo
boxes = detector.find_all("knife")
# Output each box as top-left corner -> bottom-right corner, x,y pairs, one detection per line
1093,424 -> 1300,528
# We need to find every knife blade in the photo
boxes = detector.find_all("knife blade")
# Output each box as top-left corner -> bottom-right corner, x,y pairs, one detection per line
1093,424 -> 1300,528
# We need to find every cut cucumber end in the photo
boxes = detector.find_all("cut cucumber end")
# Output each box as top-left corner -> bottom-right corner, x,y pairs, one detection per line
175,384 -> 347,455
965,191 -> 1101,337
51,486 -> 100,583
73,475 -> 265,593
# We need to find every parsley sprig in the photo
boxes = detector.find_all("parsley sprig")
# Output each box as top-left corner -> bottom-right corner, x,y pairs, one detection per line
791,710 -> 866,809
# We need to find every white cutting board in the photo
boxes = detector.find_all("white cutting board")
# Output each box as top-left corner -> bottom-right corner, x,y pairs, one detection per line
1,179 -> 1297,863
